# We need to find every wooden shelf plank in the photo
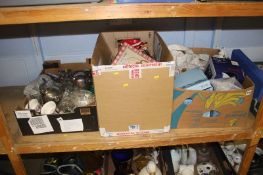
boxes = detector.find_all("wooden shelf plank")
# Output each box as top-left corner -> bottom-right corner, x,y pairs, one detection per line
0,86 -> 255,154
0,1 -> 263,25
0,141 -> 6,154
14,126 -> 254,154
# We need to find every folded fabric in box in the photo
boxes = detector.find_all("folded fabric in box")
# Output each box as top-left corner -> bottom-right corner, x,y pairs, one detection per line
205,57 -> 244,83
175,68 -> 213,90
210,77 -> 243,91
112,43 -> 156,65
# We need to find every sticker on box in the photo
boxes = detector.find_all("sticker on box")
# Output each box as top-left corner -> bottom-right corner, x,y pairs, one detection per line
28,115 -> 54,134
15,110 -> 32,119
99,126 -> 170,137
128,124 -> 140,132
246,90 -> 252,96
129,69 -> 142,79
93,61 -> 175,75
57,117 -> 84,132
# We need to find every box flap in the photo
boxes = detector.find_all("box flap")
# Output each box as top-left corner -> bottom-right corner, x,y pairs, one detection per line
95,67 -> 173,132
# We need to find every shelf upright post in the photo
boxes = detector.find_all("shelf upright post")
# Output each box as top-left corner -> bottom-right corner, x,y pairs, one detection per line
0,107 -> 27,175
238,98 -> 263,174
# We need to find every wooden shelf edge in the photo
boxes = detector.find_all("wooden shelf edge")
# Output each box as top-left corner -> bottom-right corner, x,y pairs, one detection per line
0,2 -> 263,25
14,127 -> 253,154
0,142 -> 7,155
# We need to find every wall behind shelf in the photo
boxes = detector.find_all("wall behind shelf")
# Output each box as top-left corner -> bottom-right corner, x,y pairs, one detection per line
0,17 -> 262,86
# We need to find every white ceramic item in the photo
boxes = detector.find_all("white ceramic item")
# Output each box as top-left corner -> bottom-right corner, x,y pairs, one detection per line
234,164 -> 240,173
187,147 -> 197,165
170,149 -> 181,173
232,152 -> 242,164
179,165 -> 194,175
181,147 -> 197,165
41,101 -> 56,115
138,161 -> 162,175
25,99 -> 41,112
197,162 -> 217,175
224,142 -> 236,152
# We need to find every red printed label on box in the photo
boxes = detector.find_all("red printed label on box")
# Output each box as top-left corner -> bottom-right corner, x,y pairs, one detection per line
129,69 -> 142,79
92,70 -> 101,76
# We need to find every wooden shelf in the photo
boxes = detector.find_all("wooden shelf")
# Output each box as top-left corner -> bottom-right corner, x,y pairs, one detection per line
14,126 -> 254,154
0,1 -> 263,25
0,142 -> 6,155
0,86 -> 255,154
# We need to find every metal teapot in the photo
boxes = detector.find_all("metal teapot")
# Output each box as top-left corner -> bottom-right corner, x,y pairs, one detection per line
40,81 -> 63,103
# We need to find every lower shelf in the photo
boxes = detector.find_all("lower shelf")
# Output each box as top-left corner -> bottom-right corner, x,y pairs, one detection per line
0,86 -> 255,155
14,126 -> 254,154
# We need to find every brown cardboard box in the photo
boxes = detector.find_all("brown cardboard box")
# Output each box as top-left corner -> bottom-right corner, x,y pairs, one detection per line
171,48 -> 254,129
42,59 -> 91,74
15,60 -> 98,135
92,31 -> 175,137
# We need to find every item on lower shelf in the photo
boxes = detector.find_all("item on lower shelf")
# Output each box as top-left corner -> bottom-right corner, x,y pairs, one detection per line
168,146 -> 197,174
161,144 -> 228,175
213,142 -> 237,175
196,144 -> 211,163
195,143 -> 228,175
41,156 -> 61,175
57,155 -> 85,175
248,153 -> 263,175
196,162 -> 218,175
138,160 -> 162,175
41,152 -> 104,175
178,165 -> 194,175
111,149 -> 134,175
218,141 -> 263,175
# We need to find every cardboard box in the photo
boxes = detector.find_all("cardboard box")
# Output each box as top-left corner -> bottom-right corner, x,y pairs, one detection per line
92,31 -> 175,137
15,106 -> 98,135
171,48 -> 254,129
15,60 -> 99,135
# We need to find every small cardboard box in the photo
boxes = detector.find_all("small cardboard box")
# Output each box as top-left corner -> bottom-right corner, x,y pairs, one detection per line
15,60 -> 99,135
92,31 -> 175,137
171,48 -> 254,129
15,106 -> 98,135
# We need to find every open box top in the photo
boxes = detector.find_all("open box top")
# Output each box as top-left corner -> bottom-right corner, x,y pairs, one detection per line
92,31 -> 173,66
43,59 -> 92,75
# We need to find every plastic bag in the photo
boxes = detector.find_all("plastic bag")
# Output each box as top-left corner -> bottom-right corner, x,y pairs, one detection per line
210,77 -> 243,91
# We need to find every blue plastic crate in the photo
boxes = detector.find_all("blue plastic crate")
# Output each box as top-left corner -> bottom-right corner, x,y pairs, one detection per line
231,49 -> 263,102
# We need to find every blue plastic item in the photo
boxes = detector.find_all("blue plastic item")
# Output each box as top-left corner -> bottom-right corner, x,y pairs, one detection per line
116,0 -> 192,3
231,49 -> 263,101
111,149 -> 133,162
